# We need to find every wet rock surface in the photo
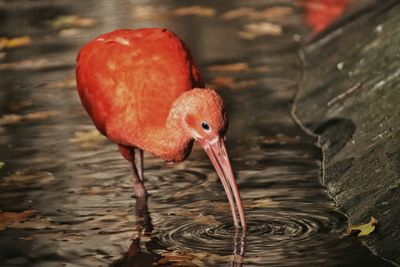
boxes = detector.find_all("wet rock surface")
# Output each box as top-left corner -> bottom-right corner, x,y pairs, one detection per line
294,1 -> 400,264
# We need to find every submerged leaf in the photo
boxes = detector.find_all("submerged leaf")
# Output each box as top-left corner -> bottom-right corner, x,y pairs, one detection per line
347,217 -> 377,237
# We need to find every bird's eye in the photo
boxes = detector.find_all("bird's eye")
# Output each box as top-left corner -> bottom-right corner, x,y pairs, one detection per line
201,121 -> 211,132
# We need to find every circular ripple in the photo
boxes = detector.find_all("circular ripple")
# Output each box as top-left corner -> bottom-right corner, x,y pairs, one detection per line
156,208 -> 343,254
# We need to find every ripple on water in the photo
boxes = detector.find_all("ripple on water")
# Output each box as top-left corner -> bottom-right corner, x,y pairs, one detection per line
156,205 -> 345,257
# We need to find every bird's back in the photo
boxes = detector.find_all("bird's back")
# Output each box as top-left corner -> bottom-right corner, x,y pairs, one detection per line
76,28 -> 203,145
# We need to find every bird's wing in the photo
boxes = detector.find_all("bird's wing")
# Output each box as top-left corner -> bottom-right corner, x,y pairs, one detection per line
76,28 -> 203,145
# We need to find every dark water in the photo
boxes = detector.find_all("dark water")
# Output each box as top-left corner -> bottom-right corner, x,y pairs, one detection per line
0,1 -> 392,266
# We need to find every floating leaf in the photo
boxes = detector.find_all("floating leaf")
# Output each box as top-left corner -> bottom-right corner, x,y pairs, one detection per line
174,6 -> 216,17
239,22 -> 282,39
208,63 -> 250,72
0,36 -> 31,51
171,208 -> 222,226
347,217 -> 377,237
69,129 -> 107,148
0,111 -> 59,126
0,210 -> 34,231
222,6 -> 293,21
51,15 -> 96,29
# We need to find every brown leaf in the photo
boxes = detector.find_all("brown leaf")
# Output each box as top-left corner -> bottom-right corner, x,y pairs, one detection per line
222,6 -> 293,21
44,78 -> 76,89
0,111 -> 59,126
171,208 -> 222,226
0,210 -> 34,230
69,129 -> 107,148
239,22 -> 282,40
0,36 -> 31,50
174,6 -> 216,17
51,15 -> 96,29
208,63 -> 250,72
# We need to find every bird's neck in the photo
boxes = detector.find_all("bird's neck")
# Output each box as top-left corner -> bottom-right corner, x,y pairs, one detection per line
140,123 -> 193,162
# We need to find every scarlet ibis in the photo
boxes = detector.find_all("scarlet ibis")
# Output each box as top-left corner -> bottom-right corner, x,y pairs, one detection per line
75,28 -> 246,229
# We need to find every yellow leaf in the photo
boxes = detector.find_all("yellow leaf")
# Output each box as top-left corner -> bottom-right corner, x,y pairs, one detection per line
51,15 -> 96,29
347,217 -> 377,237
208,63 -> 250,72
0,36 -> 31,50
0,161 -> 4,169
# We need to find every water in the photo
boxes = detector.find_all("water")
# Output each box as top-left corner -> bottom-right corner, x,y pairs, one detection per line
0,1 -> 392,266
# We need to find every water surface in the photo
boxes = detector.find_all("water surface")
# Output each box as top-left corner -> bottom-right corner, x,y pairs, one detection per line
0,0 -> 392,266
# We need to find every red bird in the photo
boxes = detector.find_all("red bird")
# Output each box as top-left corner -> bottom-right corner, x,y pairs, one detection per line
75,28 -> 246,229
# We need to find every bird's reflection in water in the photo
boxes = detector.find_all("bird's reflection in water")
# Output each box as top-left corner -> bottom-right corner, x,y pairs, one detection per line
111,195 -> 246,267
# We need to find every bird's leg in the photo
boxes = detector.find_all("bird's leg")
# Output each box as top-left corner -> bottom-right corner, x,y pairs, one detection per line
130,148 -> 147,198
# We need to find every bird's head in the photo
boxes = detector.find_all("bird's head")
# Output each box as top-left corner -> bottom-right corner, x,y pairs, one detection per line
170,88 -> 247,229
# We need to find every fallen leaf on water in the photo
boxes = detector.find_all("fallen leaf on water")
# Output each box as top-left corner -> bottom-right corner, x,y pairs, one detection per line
51,15 -> 96,29
69,129 -> 107,148
0,161 -> 4,170
171,208 -> 222,226
239,22 -> 282,40
0,210 -> 34,230
174,6 -> 216,17
131,5 -> 168,20
346,217 -> 377,237
223,6 -> 293,21
0,111 -> 59,126
208,63 -> 250,72
0,36 -> 31,50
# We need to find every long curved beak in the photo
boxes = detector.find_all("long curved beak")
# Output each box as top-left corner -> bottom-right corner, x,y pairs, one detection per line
198,135 -> 247,230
